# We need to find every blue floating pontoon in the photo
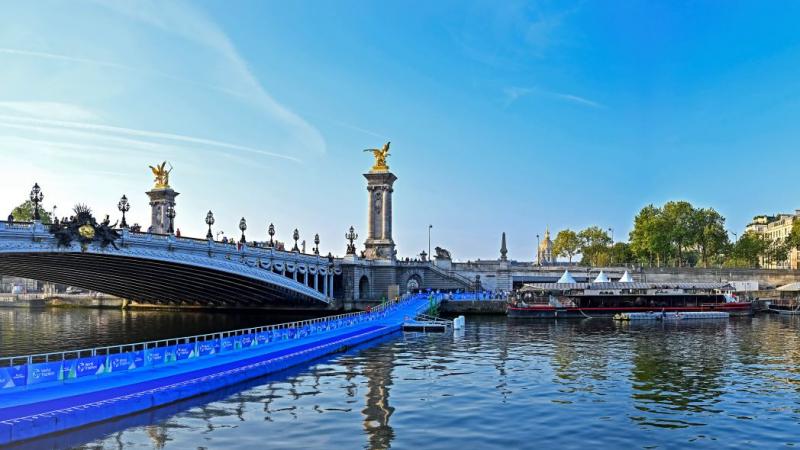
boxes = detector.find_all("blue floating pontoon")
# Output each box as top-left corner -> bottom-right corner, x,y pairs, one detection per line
0,295 -> 432,445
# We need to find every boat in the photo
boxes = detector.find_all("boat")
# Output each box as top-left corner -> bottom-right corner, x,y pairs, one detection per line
507,277 -> 751,319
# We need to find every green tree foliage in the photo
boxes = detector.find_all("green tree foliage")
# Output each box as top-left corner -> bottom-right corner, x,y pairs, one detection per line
610,242 -> 635,265
730,231 -> 769,268
787,220 -> 800,250
693,208 -> 728,268
629,201 -> 730,267
10,200 -> 52,224
552,229 -> 581,264
578,226 -> 612,266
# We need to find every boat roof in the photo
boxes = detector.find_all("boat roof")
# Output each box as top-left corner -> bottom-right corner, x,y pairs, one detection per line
777,282 -> 800,292
519,282 -> 733,291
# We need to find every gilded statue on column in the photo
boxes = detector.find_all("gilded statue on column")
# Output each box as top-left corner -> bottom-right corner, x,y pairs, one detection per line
149,161 -> 172,189
363,141 -> 391,172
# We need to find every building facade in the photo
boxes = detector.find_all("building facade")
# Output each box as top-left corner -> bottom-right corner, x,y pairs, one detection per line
537,227 -> 554,265
744,211 -> 800,269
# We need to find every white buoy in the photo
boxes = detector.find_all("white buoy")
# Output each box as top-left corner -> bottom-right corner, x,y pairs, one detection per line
453,315 -> 466,329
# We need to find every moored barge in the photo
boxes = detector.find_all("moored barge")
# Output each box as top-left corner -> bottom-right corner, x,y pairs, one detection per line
508,281 -> 751,319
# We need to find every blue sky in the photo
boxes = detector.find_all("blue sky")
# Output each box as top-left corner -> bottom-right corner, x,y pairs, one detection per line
1,1 -> 799,261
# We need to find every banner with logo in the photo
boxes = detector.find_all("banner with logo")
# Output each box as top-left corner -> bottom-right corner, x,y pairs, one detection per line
0,365 -> 27,389
197,339 -> 218,357
219,337 -> 234,353
28,361 -> 63,385
175,343 -> 196,361
64,356 -> 106,379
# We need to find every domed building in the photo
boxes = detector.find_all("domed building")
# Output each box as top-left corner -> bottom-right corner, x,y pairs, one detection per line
537,227 -> 554,265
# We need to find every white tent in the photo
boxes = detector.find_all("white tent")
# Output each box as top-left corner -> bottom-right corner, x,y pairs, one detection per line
593,270 -> 610,283
618,271 -> 634,282
557,270 -> 577,284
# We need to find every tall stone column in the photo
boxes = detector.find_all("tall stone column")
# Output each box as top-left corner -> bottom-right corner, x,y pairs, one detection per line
146,188 -> 179,234
363,171 -> 397,260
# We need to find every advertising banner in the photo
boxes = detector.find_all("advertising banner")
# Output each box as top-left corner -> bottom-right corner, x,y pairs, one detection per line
175,343 -> 196,361
220,337 -> 234,353
256,332 -> 270,346
64,356 -> 106,379
28,361 -> 63,385
241,333 -> 254,348
197,339 -> 218,357
0,365 -> 27,389
107,353 -> 136,373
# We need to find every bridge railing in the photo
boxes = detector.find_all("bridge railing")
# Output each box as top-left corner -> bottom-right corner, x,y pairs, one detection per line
0,297 -> 411,390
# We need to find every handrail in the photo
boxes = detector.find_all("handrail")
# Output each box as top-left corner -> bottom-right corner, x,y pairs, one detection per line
0,295 -> 415,368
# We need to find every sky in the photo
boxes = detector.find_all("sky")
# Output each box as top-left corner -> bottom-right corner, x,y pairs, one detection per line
1,0 -> 800,261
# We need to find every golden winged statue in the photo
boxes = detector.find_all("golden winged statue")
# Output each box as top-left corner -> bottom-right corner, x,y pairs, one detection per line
363,141 -> 391,172
149,161 -> 172,189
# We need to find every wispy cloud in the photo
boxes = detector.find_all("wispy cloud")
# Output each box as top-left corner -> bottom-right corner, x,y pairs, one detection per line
93,0 -> 326,155
0,101 -> 100,122
504,86 -> 603,109
0,114 -> 302,163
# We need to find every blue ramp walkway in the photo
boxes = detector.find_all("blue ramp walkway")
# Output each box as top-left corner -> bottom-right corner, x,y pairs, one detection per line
0,295 -> 433,445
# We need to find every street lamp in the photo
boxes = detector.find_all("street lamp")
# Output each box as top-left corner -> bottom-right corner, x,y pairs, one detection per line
29,183 -> 43,221
314,233 -> 320,255
117,195 -> 130,228
345,226 -> 358,255
51,205 -> 57,223
205,210 -> 215,239
536,234 -> 540,267
166,205 -> 176,234
239,217 -> 247,243
608,227 -> 614,266
292,228 -> 300,252
428,224 -> 433,262
216,230 -> 225,241
267,223 -> 275,247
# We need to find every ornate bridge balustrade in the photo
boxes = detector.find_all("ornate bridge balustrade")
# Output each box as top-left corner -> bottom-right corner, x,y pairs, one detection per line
0,221 -> 340,307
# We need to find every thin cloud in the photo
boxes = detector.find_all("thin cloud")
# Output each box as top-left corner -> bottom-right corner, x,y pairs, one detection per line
93,0 -> 326,155
504,86 -> 603,109
0,101 -> 100,122
550,93 -> 604,108
0,116 -> 302,163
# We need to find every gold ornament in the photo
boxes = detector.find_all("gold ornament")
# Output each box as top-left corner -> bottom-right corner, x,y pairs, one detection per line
78,223 -> 95,240
149,161 -> 172,189
363,142 -> 391,172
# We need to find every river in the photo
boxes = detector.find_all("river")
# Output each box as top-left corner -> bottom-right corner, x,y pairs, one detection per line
4,309 -> 800,449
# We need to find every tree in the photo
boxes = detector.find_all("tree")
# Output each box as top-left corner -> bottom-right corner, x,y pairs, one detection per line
788,220 -> 800,250
10,200 -> 52,224
662,201 -> 695,267
552,229 -> 581,264
610,242 -> 635,265
692,208 -> 728,268
629,204 -> 673,267
578,226 -> 612,267
730,231 -> 769,268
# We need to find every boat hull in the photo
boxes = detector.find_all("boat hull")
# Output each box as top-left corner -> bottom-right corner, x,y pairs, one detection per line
507,303 -> 753,319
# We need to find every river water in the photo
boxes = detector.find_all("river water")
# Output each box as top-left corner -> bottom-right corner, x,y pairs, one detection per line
4,309 -> 800,449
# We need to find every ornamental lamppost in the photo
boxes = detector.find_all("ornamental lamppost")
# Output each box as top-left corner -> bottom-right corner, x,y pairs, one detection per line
205,210 -> 215,239
166,205 -> 176,234
239,217 -> 247,243
314,233 -> 320,255
536,234 -> 540,267
345,226 -> 358,255
117,195 -> 130,228
292,228 -> 300,252
267,223 -> 275,247
29,183 -> 43,221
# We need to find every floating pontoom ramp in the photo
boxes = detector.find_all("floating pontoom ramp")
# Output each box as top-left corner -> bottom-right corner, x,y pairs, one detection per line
0,294 -> 433,445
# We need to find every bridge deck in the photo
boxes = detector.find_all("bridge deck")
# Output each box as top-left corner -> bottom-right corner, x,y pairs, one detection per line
0,296 -> 431,445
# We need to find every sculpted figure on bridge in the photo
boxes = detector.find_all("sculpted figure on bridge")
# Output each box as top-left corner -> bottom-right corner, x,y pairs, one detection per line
434,246 -> 452,260
51,204 -> 120,251
149,161 -> 173,189
363,141 -> 390,172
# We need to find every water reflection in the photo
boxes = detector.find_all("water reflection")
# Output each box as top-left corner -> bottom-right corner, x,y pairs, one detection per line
8,315 -> 800,448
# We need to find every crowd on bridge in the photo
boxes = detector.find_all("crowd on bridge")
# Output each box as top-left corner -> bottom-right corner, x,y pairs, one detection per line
412,289 -> 509,301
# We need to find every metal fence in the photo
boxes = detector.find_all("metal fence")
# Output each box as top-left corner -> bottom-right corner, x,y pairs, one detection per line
0,298 -> 407,369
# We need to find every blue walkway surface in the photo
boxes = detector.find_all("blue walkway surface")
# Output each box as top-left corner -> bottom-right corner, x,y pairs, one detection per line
0,296 -> 431,445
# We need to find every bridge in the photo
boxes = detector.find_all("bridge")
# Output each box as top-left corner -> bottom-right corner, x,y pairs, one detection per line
0,221 -> 339,307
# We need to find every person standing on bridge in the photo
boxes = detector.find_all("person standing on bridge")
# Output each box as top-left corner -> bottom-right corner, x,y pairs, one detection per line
176,228 -> 181,237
